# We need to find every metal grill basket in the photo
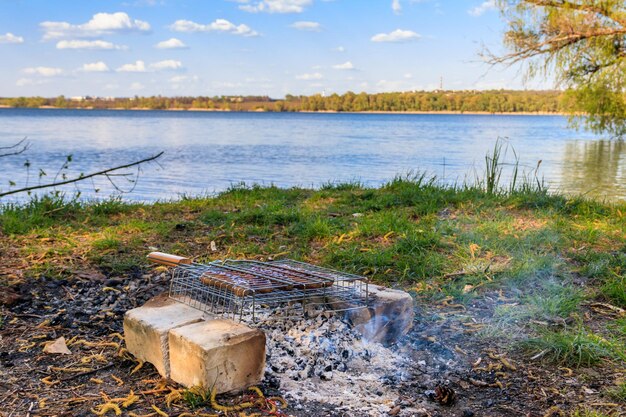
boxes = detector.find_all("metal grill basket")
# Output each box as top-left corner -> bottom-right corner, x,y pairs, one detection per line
148,252 -> 369,323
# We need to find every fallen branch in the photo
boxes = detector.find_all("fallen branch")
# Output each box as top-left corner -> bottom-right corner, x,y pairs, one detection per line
0,151 -> 164,198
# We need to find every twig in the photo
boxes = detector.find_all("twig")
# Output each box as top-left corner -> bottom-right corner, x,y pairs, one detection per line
0,137 -> 30,158
26,401 -> 34,417
59,363 -> 115,382
0,389 -> 18,405
0,151 -> 163,198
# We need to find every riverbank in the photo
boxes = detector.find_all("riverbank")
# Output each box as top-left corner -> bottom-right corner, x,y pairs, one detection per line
0,105 -> 567,116
1,182 -> 625,416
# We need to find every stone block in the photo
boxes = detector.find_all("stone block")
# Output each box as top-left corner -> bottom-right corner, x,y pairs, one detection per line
344,284 -> 414,345
169,319 -> 266,393
123,295 -> 205,377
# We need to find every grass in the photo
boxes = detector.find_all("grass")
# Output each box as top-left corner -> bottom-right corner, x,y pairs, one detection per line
520,325 -> 626,367
181,386 -> 211,409
605,381 -> 626,403
1,171 -> 624,290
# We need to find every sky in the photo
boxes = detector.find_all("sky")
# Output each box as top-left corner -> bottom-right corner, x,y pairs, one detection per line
0,0 -> 551,98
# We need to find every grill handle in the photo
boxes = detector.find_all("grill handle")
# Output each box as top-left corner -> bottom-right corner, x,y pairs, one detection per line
147,252 -> 191,266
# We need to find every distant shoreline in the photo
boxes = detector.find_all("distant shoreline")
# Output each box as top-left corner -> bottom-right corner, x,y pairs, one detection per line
0,105 -> 567,116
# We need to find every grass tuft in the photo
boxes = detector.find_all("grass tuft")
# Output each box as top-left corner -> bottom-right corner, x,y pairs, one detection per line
521,325 -> 625,367
181,386 -> 210,409
605,381 -> 626,403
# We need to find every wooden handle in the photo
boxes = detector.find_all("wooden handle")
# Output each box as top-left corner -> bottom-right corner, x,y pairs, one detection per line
147,252 -> 191,266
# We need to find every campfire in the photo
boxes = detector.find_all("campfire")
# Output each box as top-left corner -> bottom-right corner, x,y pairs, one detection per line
124,252 -> 417,415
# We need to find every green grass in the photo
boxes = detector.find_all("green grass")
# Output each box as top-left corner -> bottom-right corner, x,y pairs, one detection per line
600,274 -> 626,308
520,325 -> 625,367
1,174 -> 625,286
181,386 -> 211,409
605,381 -> 626,403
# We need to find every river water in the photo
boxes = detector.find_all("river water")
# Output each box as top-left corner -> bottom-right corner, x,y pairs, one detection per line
0,108 -> 623,202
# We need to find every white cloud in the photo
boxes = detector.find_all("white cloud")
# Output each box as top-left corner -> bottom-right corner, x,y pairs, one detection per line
116,60 -> 183,72
392,0 -> 401,14
22,67 -> 63,77
16,78 -> 48,87
40,12 -> 150,40
332,61 -> 354,70
130,82 -> 145,90
149,60 -> 183,70
170,19 -> 258,37
468,0 -> 497,16
238,0 -> 313,13
116,60 -> 147,72
0,33 -> 24,44
333,46 -> 345,52
212,81 -> 244,89
170,75 -> 198,83
371,29 -> 421,43
80,61 -> 110,72
295,72 -> 323,80
56,40 -> 127,50
155,38 -> 187,49
290,21 -> 320,31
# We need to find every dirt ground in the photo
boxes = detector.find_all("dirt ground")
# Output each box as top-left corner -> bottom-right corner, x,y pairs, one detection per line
1,270 -> 624,417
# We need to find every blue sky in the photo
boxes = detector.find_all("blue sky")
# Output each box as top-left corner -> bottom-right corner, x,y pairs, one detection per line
0,0 -> 549,98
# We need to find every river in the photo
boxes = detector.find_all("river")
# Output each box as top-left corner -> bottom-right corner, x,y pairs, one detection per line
0,108 -> 623,202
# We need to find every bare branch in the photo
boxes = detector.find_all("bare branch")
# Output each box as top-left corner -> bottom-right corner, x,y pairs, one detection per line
0,152 -> 164,198
0,138 -> 30,158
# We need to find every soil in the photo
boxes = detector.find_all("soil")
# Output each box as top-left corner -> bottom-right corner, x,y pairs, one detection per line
1,271 -> 624,417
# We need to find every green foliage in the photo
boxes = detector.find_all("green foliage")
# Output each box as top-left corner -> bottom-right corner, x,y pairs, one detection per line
0,90 -> 566,113
495,0 -> 626,136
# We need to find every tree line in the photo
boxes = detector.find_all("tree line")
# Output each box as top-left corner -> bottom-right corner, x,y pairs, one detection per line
0,90 -> 573,114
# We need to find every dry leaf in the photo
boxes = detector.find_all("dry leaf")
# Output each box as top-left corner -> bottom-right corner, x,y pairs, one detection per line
210,241 -> 217,252
43,337 -> 72,355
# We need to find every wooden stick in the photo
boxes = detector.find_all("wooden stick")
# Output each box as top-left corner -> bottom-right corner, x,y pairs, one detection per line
147,252 -> 191,266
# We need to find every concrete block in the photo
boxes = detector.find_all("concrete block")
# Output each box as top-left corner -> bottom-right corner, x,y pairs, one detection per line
123,295 -> 205,377
169,319 -> 266,393
344,284 -> 414,345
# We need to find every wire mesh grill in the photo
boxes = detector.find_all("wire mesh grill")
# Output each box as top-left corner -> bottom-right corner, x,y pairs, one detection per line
168,258 -> 369,324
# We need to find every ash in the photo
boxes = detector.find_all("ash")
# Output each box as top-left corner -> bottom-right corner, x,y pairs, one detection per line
257,308 -> 422,416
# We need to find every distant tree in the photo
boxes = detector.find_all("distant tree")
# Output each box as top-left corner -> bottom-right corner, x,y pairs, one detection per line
274,101 -> 285,112
54,95 -> 68,108
490,0 -> 626,136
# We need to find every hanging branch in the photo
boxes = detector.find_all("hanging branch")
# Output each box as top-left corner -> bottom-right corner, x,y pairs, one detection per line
0,151 -> 164,198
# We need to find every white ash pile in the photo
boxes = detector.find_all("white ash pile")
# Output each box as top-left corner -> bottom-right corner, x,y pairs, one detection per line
259,310 -> 422,416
